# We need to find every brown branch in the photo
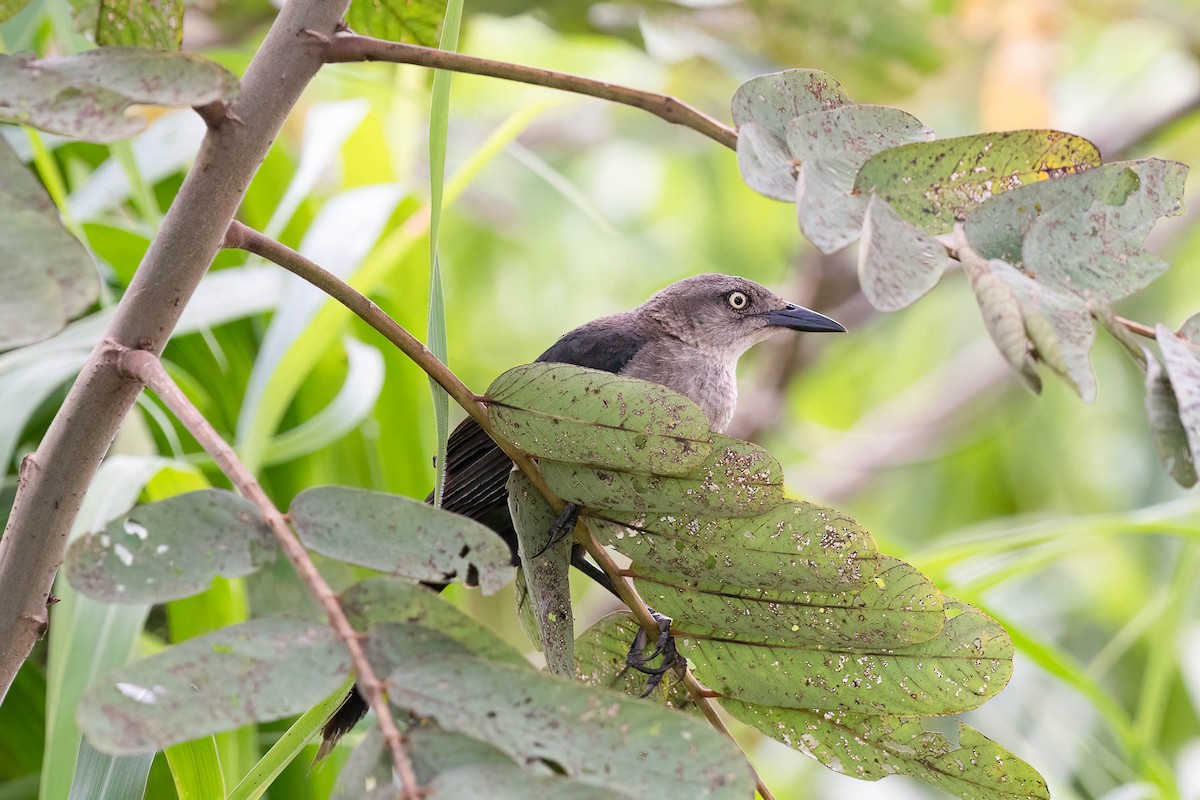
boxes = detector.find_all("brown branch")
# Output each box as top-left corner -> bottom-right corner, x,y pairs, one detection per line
1115,315 -> 1157,340
320,33 -> 738,151
115,346 -> 421,798
223,221 -> 772,795
0,0 -> 350,699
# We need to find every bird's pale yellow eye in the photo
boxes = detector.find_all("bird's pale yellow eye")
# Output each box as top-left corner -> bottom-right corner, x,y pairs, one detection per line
727,291 -> 749,310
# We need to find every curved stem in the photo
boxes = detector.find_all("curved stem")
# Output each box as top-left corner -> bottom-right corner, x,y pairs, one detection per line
321,33 -> 738,151
114,347 -> 420,798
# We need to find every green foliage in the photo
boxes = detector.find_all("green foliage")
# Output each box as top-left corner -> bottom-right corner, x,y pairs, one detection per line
290,485 -> 515,594
95,0 -> 183,49
345,0 -> 444,46
0,139 -> 97,349
487,362 -> 713,473
854,130 -> 1102,233
3,4 -> 1200,800
64,490 -> 275,603
0,49 -> 237,142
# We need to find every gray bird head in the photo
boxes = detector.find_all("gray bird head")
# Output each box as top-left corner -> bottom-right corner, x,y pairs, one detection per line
639,273 -> 845,361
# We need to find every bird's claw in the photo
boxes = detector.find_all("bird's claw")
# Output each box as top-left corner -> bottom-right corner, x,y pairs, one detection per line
626,610 -> 681,695
531,502 -> 579,558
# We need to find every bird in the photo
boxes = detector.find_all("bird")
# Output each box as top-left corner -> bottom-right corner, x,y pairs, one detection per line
318,272 -> 845,755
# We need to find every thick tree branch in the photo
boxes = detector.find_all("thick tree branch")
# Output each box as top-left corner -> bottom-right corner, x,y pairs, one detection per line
115,347 -> 419,796
0,0 -> 349,697
321,33 -> 738,151
223,221 -> 776,798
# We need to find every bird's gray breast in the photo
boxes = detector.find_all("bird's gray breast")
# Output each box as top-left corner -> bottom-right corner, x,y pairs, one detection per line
620,341 -> 737,433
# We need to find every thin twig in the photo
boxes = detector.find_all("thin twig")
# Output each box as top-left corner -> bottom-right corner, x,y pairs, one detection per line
223,221 -> 764,792
320,33 -> 738,151
1115,315 -> 1157,340
114,346 -> 421,800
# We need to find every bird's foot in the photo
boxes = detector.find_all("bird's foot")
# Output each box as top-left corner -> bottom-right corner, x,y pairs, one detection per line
626,610 -> 682,695
532,502 -> 579,558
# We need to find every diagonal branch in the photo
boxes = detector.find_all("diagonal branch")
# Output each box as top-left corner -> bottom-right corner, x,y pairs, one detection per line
320,33 -> 738,150
114,346 -> 420,798
223,220 -> 776,800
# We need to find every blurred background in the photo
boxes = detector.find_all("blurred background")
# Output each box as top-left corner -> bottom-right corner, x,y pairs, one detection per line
2,0 -> 1200,798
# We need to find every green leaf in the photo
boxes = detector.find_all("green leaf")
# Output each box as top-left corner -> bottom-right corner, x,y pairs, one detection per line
1155,324 -> 1200,477
962,248 -> 1096,400
346,0 -> 445,46
964,159 -> 1187,302
428,765 -> 620,800
77,619 -> 350,756
0,139 -> 99,350
854,130 -> 1101,233
228,677 -> 354,800
289,486 -> 515,595
342,578 -> 530,671
66,738 -> 153,800
574,613 -> 694,707
725,704 -> 1050,800
508,471 -> 574,675
334,726 -> 517,799
638,556 -> 945,650
386,656 -> 754,799
486,363 -> 713,475
426,0 -> 459,506
0,0 -> 33,24
1144,350 -> 1197,488
163,737 -> 225,800
736,121 -> 800,202
858,194 -> 948,312
731,70 -> 851,201
0,49 -> 238,142
585,499 -> 879,594
541,434 -> 783,516
686,600 -> 1013,716
95,0 -> 183,49
785,104 -> 933,253
64,490 -> 275,603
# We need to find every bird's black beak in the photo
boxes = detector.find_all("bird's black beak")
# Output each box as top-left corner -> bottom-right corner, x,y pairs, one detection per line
763,304 -> 847,333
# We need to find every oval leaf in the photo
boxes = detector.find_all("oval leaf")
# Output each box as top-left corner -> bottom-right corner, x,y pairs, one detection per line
289,486 -> 515,595
0,49 -> 238,142
77,619 -> 349,755
964,159 -> 1187,301
586,500 -> 879,594
1155,324 -> 1200,474
386,656 -> 753,800
1144,350 -> 1198,488
731,69 -> 851,201
854,130 -> 1101,233
0,139 -> 99,349
428,765 -> 619,800
787,104 -> 934,253
541,435 -> 784,517
487,363 -> 713,475
65,489 -> 275,603
858,194 -> 949,311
